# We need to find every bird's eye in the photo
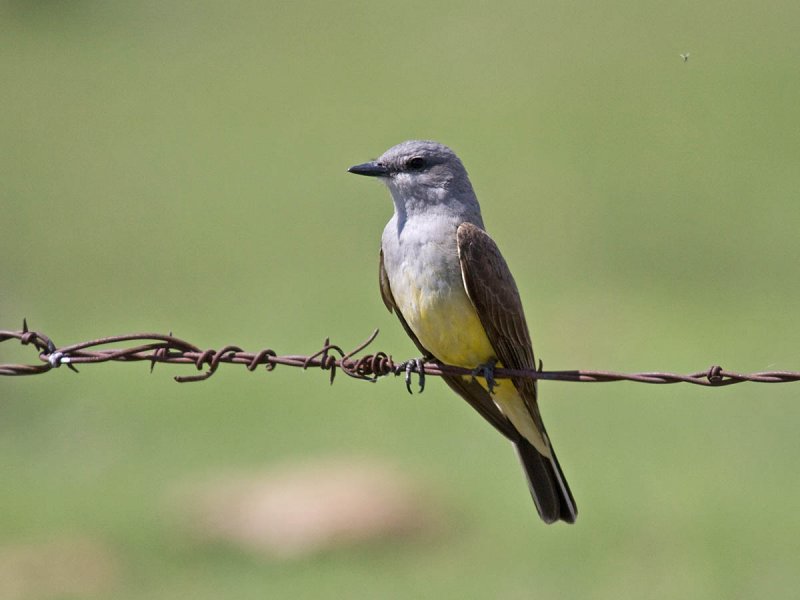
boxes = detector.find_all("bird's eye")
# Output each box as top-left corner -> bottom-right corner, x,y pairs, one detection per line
406,156 -> 426,170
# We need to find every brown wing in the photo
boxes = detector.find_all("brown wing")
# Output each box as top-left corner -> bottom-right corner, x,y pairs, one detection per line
456,223 -> 540,417
379,249 -> 517,440
382,244 -> 576,522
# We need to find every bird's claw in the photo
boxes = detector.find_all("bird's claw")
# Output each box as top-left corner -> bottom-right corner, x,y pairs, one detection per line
400,357 -> 426,394
472,360 -> 498,394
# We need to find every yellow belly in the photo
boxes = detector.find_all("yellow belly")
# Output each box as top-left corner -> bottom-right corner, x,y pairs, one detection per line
400,277 -> 495,368
393,271 -> 551,457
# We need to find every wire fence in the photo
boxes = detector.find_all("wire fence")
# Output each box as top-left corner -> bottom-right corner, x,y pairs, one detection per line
2,320 -> 800,388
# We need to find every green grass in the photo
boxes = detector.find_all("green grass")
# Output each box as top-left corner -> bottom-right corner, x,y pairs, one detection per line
2,0 -> 800,597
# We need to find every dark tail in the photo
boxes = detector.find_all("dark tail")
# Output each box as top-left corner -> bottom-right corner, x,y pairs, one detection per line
514,438 -> 577,524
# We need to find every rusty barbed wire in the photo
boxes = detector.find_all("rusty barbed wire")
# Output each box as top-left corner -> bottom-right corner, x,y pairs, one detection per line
2,320 -> 800,388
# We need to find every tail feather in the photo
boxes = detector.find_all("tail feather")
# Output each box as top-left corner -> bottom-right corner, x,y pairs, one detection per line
514,439 -> 577,524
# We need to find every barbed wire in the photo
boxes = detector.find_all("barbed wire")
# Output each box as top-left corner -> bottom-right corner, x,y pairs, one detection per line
2,320 -> 800,389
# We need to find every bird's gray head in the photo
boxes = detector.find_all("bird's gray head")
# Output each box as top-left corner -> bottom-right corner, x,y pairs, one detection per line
348,140 -> 480,220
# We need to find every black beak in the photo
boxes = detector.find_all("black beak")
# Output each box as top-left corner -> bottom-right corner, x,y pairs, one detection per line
348,161 -> 389,177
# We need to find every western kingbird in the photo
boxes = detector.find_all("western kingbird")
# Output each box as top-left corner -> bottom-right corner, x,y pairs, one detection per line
349,140 -> 577,524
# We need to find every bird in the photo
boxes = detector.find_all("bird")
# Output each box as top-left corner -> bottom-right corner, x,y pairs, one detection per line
680,52 -> 690,63
348,140 -> 577,524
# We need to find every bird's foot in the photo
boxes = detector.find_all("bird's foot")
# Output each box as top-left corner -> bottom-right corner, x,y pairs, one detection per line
398,357 -> 427,394
471,360 -> 499,394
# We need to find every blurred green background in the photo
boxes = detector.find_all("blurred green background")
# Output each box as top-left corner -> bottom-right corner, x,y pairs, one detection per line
2,0 -> 800,597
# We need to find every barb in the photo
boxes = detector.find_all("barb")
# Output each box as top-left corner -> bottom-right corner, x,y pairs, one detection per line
2,322 -> 800,387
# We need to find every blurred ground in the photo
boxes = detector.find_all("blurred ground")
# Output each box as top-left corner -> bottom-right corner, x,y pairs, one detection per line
0,536 -> 119,600
2,0 -> 800,598
169,458 -> 441,559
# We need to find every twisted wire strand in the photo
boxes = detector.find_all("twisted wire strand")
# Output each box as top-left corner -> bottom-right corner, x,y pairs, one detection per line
2,321 -> 799,387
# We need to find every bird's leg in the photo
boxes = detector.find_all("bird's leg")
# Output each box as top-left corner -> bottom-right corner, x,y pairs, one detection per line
397,356 -> 429,394
472,359 -> 499,394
